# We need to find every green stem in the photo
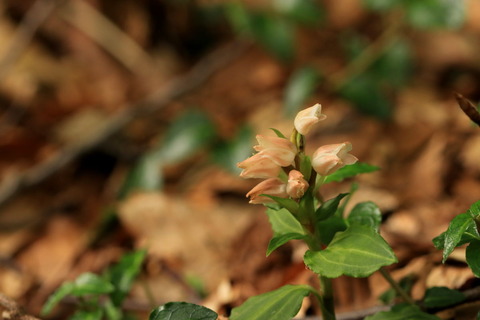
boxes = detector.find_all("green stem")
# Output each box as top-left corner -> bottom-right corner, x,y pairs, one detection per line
379,267 -> 415,305
319,275 -> 336,320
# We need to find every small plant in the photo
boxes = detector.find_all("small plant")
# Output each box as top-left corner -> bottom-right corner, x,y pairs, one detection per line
41,250 -> 146,320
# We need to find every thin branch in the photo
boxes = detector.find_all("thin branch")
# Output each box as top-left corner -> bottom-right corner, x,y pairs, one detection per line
0,40 -> 249,209
455,93 -> 480,126
0,0 -> 60,81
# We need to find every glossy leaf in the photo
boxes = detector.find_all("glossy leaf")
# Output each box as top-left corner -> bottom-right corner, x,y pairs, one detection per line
433,221 -> 480,250
149,302 -> 217,320
230,285 -> 315,320
366,303 -> 440,320
325,162 -> 379,183
466,240 -> 480,277
266,208 -> 304,236
347,201 -> 382,230
468,200 -> 480,217
404,0 -> 465,30
267,232 -> 306,256
423,286 -> 465,308
107,250 -> 146,306
315,193 -> 348,221
283,67 -> 319,116
441,212 -> 474,263
304,224 -> 397,278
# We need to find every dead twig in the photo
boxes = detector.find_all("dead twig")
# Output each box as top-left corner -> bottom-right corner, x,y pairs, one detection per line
0,293 -> 41,320
455,93 -> 480,126
0,40 -> 249,209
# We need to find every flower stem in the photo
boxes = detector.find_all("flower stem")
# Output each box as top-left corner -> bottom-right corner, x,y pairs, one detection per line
318,275 -> 336,320
379,267 -> 415,305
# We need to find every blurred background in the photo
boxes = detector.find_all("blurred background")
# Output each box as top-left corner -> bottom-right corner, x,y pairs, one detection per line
1,0 -> 480,318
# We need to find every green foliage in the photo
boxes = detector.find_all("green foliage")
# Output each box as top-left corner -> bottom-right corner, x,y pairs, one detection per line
325,162 -> 379,183
366,303 -> 440,320
42,250 -> 146,319
315,193 -> 348,221
466,240 -> 480,277
423,286 -> 466,308
266,208 -> 305,255
304,224 -> 397,278
362,0 -> 399,11
379,274 -> 415,304
283,67 -> 320,116
347,201 -> 382,230
316,216 -> 347,245
265,195 -> 300,215
149,302 -> 217,320
403,0 -> 465,30
119,110 -> 216,198
272,0 -> 325,25
229,285 -> 316,320
267,232 -> 305,256
212,125 -> 254,173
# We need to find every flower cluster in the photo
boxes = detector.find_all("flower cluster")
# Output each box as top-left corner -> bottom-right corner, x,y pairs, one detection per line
238,104 -> 358,204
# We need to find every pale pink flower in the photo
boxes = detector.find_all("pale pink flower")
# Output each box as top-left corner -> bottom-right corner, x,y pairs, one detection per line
312,142 -> 358,176
286,170 -> 309,199
294,104 -> 327,135
253,135 -> 297,167
246,178 -> 288,204
238,153 -> 281,179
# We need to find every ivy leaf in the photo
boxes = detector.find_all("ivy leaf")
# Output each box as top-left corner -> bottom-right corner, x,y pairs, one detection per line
423,286 -> 466,308
149,302 -> 217,320
315,193 -> 348,221
304,224 -> 397,278
366,303 -> 440,320
466,240 -> 480,277
324,162 -> 379,183
267,233 -> 306,256
266,208 -> 304,236
441,212 -> 475,263
347,201 -> 382,230
230,285 -> 315,320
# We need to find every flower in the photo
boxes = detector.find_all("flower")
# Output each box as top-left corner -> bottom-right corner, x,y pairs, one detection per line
286,170 -> 309,199
246,178 -> 288,204
253,135 -> 297,167
238,153 -> 281,179
312,142 -> 358,176
294,103 -> 327,135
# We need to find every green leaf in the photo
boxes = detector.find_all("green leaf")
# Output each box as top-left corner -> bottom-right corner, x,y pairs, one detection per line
41,282 -> 75,315
404,0 -> 465,30
315,193 -> 348,221
324,162 -> 379,183
273,0 -> 325,25
423,286 -> 466,308
348,201 -> 382,230
441,212 -> 474,263
267,233 -> 305,256
230,284 -> 315,320
269,128 -> 287,139
212,125 -> 253,174
316,216 -> 347,245
266,208 -> 304,236
304,224 -> 397,278
156,110 -> 217,164
466,240 -> 480,277
106,250 -> 146,306
362,0 -> 399,11
71,273 -> 115,296
468,200 -> 480,217
149,302 -> 217,320
283,67 -> 319,116
70,309 -> 104,320
433,221 -> 480,250
339,74 -> 392,119
366,303 -> 440,320
118,153 -> 163,198
264,195 -> 300,215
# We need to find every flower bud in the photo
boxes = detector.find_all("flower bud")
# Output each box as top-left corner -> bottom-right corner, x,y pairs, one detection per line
246,178 -> 288,204
253,135 -> 297,167
238,153 -> 281,179
312,142 -> 358,176
294,103 -> 327,135
286,170 -> 309,199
